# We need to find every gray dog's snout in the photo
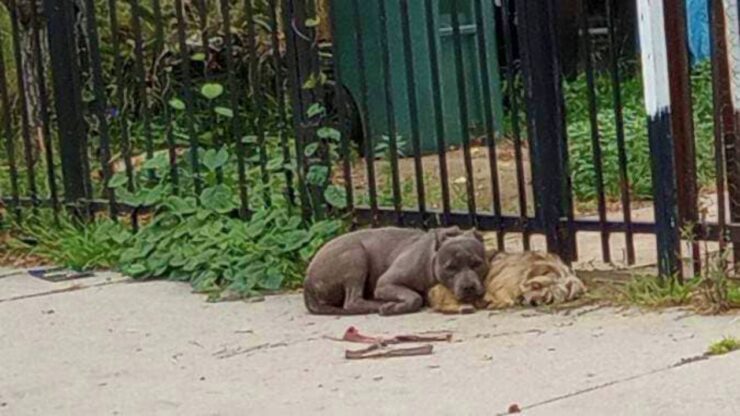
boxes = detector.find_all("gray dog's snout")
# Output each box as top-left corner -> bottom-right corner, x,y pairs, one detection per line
460,283 -> 481,299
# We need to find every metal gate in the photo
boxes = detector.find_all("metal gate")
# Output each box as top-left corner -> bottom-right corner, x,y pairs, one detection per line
0,0 -> 739,279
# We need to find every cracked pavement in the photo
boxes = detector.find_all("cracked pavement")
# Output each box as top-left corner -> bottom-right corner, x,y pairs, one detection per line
1,267 -> 739,415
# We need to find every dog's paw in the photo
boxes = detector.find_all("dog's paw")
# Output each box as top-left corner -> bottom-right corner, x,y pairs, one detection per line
379,303 -> 397,316
458,304 -> 476,314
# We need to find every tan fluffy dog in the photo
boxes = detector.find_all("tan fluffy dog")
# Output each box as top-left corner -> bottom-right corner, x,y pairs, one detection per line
428,251 -> 587,313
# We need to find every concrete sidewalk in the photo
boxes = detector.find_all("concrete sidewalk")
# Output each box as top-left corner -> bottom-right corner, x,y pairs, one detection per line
1,268 -> 739,416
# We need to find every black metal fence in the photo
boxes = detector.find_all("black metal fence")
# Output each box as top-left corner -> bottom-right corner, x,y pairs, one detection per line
1,0 -> 739,279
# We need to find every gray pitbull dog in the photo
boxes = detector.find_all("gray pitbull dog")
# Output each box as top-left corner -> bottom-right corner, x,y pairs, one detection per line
304,226 -> 489,316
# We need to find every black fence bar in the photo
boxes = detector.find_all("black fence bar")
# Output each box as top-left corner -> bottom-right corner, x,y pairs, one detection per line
709,0 -> 736,257
474,0 -> 504,248
708,0 -> 728,252
377,0 -> 403,224
245,0 -> 271,205
196,0 -> 223,184
29,0 -> 58,217
129,0 -> 154,179
107,0 -> 136,195
10,0 -> 37,208
152,0 -> 165,54
349,0 -> 378,225
0,29 -> 20,220
500,0 -> 530,250
45,0 -> 88,204
450,0 -> 477,226
663,0 -> 700,272
220,0 -> 249,218
424,0 -> 452,225
578,0 -> 610,263
282,0 -> 310,220
84,0 -> 117,218
269,0 -> 295,206
606,0 -> 635,265
175,0 -> 202,196
636,0 -> 681,278
151,0 -> 178,192
327,0 -> 354,214
516,0 -> 574,262
399,0 -> 427,224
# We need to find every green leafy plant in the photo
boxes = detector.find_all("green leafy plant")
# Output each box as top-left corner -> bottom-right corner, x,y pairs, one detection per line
707,337 -> 740,356
105,97 -> 345,299
118,193 -> 343,299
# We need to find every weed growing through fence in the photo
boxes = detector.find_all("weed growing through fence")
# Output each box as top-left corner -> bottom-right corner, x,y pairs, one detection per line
619,275 -> 701,307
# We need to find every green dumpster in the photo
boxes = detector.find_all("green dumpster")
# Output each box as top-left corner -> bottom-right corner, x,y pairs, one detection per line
332,0 -> 504,155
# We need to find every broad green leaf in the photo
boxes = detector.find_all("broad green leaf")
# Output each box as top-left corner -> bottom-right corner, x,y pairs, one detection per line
201,83 -> 224,100
306,165 -> 329,186
323,185 -> 348,209
108,174 -> 128,189
260,268 -> 284,290
165,196 -> 197,216
202,147 -> 229,172
125,263 -> 148,277
109,228 -> 132,245
142,187 -> 166,206
141,153 -> 169,171
305,17 -> 320,27
214,106 -> 234,118
169,251 -> 188,268
317,127 -> 341,141
302,74 -> 317,90
307,103 -> 324,118
200,184 -> 236,214
168,98 -> 186,111
266,156 -> 284,171
304,142 -> 319,157
279,230 -> 311,252
191,52 -> 206,61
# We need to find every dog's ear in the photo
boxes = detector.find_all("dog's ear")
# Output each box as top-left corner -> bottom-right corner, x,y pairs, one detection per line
462,228 -> 484,244
434,226 -> 463,249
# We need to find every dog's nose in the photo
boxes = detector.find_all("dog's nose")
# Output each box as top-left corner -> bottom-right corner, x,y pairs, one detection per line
462,284 -> 478,296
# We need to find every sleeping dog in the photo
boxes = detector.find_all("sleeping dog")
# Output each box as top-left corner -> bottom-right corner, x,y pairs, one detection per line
304,226 -> 489,316
428,251 -> 587,313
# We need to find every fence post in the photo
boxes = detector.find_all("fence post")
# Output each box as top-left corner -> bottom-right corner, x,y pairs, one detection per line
663,0 -> 699,276
515,0 -> 574,263
636,0 -> 681,278
718,0 -> 740,267
44,0 -> 87,204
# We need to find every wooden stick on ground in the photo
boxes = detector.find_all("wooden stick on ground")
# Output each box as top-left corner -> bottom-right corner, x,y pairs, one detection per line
345,344 -> 434,360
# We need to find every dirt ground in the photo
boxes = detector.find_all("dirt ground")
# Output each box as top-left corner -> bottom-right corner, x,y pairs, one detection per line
1,269 -> 739,415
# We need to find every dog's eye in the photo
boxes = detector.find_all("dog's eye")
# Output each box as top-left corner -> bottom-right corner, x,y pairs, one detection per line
470,260 -> 481,269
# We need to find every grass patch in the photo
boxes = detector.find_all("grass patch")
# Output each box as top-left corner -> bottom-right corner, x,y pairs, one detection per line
706,337 -> 740,356
6,213 -> 131,271
619,276 -> 700,307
